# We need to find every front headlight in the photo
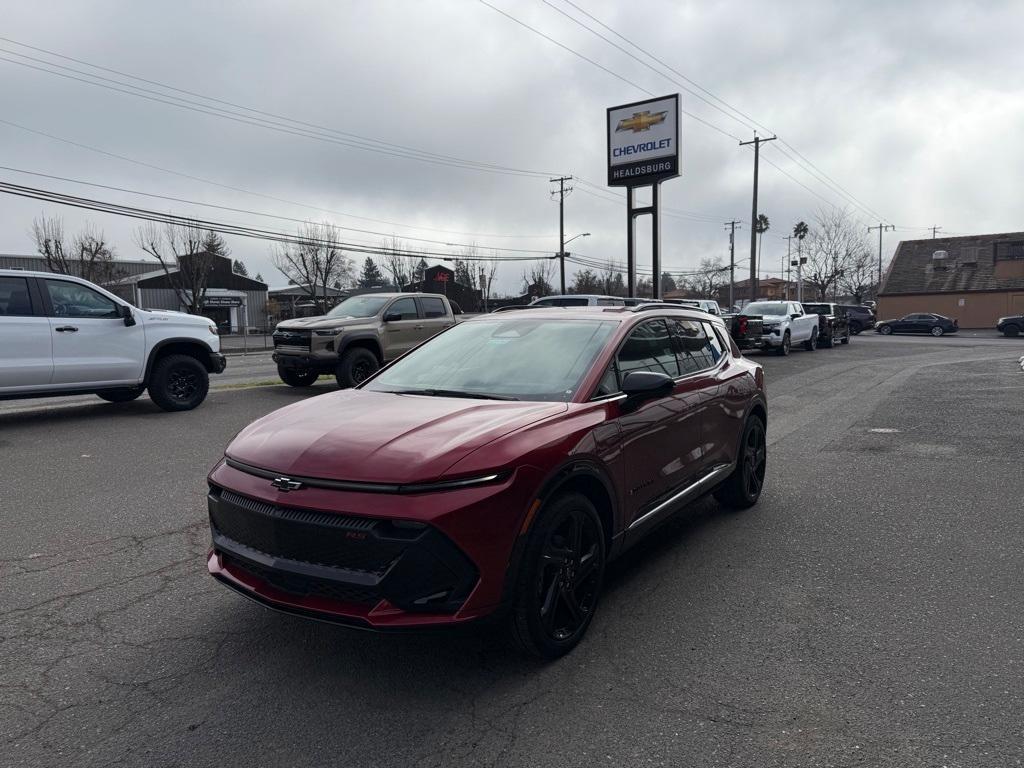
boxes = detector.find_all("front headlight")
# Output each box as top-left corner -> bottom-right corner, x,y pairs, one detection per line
314,328 -> 343,336
208,323 -> 218,335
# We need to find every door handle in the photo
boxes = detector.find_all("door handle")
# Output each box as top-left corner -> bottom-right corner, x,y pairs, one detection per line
414,324 -> 424,330
55,326 -> 79,332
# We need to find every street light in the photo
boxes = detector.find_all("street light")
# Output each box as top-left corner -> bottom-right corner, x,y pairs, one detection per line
559,233 -> 590,293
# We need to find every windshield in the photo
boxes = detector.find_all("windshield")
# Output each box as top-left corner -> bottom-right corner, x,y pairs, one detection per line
802,304 -> 828,314
744,301 -> 790,316
364,317 -> 617,402
326,295 -> 391,318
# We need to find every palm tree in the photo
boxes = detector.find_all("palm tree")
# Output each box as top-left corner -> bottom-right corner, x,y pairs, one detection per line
793,221 -> 809,300
755,214 -> 770,278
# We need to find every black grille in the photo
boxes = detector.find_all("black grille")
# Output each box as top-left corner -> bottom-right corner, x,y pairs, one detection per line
223,554 -> 379,605
272,329 -> 311,350
211,491 -> 401,575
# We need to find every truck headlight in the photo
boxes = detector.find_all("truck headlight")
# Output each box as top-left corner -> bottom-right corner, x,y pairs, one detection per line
314,328 -> 342,336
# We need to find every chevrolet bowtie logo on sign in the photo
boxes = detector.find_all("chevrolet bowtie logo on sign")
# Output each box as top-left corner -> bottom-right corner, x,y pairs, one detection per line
616,110 -> 668,133
607,94 -> 680,187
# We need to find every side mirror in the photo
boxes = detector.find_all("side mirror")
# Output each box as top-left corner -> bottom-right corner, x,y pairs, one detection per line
621,371 -> 674,406
383,311 -> 403,322
120,305 -> 136,327
791,313 -> 801,320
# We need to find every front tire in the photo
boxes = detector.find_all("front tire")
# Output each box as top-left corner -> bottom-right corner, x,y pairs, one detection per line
776,332 -> 791,356
97,388 -> 144,403
878,324 -> 893,335
1003,324 -> 1020,337
278,366 -> 319,387
335,347 -> 380,388
714,414 -> 767,510
148,354 -> 209,411
508,493 -> 606,660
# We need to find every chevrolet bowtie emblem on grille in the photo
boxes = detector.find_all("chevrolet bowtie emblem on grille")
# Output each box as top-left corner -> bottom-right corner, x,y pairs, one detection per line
616,110 -> 668,133
271,476 -> 303,492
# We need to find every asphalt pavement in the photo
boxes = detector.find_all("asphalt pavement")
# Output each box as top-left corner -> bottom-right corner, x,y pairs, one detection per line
2,333 -> 1023,767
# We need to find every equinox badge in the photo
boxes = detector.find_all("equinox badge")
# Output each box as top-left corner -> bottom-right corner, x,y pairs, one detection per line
271,476 -> 303,492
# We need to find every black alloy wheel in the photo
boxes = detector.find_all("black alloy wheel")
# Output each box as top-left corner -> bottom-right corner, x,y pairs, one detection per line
931,326 -> 945,337
148,354 -> 209,412
278,366 -> 320,387
509,493 -> 605,659
714,415 -> 767,509
336,347 -> 380,388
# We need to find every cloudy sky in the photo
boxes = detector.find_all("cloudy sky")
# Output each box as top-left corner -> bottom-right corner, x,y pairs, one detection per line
1,0 -> 1022,294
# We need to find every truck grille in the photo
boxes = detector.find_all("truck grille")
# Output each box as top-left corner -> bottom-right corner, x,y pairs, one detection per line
272,329 -> 311,351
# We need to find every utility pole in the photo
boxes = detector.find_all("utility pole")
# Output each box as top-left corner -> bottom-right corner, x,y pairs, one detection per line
550,176 -> 573,294
868,223 -> 896,291
931,225 -> 942,239
739,134 -> 776,302
782,235 -> 794,300
725,220 -> 741,308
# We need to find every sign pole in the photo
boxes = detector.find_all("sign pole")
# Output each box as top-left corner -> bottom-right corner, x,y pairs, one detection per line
626,187 -> 636,298
652,181 -> 661,300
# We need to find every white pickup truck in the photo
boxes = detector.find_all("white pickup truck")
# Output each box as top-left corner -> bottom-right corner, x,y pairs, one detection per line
0,269 -> 226,410
735,300 -> 821,356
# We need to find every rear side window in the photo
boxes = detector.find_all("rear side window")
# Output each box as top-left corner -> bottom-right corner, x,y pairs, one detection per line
0,276 -> 33,316
618,319 -> 680,378
549,298 -> 589,307
44,279 -> 119,319
420,297 -> 447,318
668,319 -> 721,374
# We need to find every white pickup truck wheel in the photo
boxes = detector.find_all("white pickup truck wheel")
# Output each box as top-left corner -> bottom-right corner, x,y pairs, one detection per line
776,332 -> 791,356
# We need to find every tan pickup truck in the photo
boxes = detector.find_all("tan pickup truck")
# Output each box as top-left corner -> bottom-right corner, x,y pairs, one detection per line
271,292 -> 459,388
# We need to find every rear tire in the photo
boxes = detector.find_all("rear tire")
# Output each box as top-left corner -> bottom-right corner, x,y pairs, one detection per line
97,388 -> 144,403
930,326 -> 944,337
335,347 -> 379,388
148,354 -> 209,411
823,331 -> 835,348
803,331 -> 818,351
508,493 -> 606,660
278,366 -> 319,387
714,414 -> 767,510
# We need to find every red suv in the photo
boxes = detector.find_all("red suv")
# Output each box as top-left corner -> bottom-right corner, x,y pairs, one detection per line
207,307 -> 767,657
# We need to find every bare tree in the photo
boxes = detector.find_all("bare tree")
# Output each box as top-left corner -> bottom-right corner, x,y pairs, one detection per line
522,259 -> 555,298
32,215 -> 123,285
271,222 -> 353,313
805,208 -> 870,301
134,220 -> 212,314
379,237 -> 417,290
838,247 -> 877,304
689,257 -> 728,297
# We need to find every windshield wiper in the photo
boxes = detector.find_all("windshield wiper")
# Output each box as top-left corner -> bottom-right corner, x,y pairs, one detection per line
389,388 -> 519,401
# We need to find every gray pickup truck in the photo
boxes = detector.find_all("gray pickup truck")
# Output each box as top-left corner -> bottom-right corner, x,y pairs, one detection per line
271,292 -> 458,388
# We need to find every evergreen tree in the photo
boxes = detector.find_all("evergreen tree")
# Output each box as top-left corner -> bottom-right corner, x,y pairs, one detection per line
358,257 -> 385,287
232,259 -> 249,277
254,272 -> 264,283
414,258 -> 429,283
202,230 -> 231,258
660,271 -> 677,293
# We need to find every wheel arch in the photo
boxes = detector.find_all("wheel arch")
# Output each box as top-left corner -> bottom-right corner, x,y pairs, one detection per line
338,334 -> 384,363
144,338 -> 217,383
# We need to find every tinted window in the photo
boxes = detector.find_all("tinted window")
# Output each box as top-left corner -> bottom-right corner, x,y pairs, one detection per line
387,297 -> 418,319
668,318 -> 721,374
44,279 -> 118,319
702,322 -> 726,363
595,363 -> 619,397
540,298 -> 589,307
420,297 -> 447,318
618,319 -> 680,378
0,276 -> 33,316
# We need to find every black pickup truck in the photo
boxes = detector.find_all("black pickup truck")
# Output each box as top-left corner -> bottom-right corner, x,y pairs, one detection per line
722,312 -> 765,351
801,302 -> 850,347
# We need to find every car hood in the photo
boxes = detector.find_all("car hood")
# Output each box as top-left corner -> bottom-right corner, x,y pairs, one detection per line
225,390 -> 567,484
138,308 -> 212,327
276,315 -> 371,330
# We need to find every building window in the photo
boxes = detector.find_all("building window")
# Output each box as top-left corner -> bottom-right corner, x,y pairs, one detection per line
994,241 -> 1024,260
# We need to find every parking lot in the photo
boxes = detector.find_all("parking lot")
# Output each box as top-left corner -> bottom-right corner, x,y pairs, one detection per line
2,333 -> 1022,767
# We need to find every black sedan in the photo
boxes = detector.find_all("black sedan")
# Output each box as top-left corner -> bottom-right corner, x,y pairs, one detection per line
996,314 -> 1023,337
876,313 -> 959,337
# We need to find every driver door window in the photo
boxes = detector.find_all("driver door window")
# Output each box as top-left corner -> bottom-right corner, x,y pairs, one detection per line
384,297 -> 425,357
44,280 -> 119,319
617,319 -> 680,379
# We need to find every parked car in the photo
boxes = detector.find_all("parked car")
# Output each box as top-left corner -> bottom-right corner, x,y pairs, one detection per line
272,293 -> 457,388
729,300 -> 821,355
0,270 -> 225,410
801,303 -> 851,347
671,298 -> 722,316
875,313 -> 959,336
207,306 -> 767,658
530,294 -> 625,307
840,304 -> 876,335
996,313 -> 1023,337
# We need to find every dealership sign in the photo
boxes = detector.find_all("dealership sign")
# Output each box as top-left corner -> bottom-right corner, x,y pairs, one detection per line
607,94 -> 680,187
203,296 -> 243,308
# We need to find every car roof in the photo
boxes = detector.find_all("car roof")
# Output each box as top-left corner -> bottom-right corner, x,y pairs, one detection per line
470,304 -> 725,326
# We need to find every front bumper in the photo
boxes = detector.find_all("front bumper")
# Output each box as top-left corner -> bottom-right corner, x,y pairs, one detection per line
206,460 -> 541,629
209,352 -> 227,374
